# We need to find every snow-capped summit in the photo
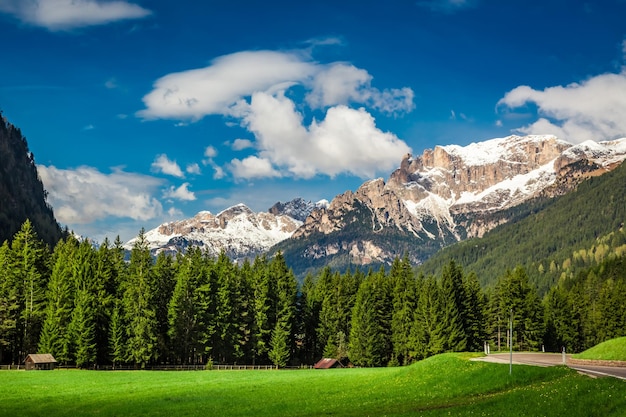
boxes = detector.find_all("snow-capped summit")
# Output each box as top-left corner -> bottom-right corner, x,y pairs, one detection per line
125,202 -> 304,260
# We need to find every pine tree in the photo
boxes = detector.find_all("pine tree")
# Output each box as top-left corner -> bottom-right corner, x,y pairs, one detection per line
109,301 -> 126,367
438,260 -> 467,352
295,273 -> 319,364
0,240 -> 20,364
390,255 -> 417,365
268,252 -> 297,367
463,271 -> 486,352
168,247 -> 211,364
250,255 -> 274,364
12,220 -> 49,360
152,252 -> 176,363
38,237 -> 78,362
495,267 -> 544,351
349,268 -> 390,367
123,228 -> 157,368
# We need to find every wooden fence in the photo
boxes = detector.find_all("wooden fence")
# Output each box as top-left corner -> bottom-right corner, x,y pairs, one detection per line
2,363 -> 313,371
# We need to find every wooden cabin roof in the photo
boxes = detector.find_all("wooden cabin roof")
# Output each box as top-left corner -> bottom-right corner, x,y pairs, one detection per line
25,354 -> 57,364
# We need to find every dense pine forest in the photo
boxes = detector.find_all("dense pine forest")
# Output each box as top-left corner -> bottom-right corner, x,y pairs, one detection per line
1,219 -> 624,368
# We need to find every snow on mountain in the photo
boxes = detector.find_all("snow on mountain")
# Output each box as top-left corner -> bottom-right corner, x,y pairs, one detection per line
289,134 -> 626,268
125,203 -> 303,260
127,135 -> 626,267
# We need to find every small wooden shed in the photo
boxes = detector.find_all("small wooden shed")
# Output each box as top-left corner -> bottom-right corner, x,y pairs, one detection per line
24,354 -> 57,370
314,358 -> 343,369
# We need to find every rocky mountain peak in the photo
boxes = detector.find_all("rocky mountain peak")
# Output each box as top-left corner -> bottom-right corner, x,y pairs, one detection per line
288,134 -> 626,269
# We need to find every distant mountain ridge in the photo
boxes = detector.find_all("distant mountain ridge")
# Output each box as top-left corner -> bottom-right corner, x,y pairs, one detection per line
125,199 -> 325,260
127,134 -> 626,276
275,135 -> 626,276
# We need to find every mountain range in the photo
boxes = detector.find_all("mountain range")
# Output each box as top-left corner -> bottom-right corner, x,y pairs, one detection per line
128,134 -> 626,276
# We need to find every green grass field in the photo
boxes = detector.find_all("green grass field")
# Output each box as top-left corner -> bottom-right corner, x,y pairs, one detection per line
572,337 -> 626,361
1,353 -> 624,417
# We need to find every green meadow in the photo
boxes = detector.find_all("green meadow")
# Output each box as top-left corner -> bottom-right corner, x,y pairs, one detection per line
2,353 -> 624,417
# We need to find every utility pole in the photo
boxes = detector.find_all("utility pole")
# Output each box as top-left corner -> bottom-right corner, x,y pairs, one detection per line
509,308 -> 513,375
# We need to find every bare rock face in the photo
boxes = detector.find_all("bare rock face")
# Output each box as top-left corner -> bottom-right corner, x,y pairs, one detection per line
291,135 -> 626,266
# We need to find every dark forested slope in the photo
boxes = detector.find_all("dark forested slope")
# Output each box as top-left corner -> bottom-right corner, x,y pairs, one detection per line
0,114 -> 63,246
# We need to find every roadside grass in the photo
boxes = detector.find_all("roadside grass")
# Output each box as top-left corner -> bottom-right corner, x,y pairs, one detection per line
1,353 -> 624,416
572,336 -> 626,361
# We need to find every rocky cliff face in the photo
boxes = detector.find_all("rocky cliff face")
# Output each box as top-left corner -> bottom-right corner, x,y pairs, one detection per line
287,135 -> 626,269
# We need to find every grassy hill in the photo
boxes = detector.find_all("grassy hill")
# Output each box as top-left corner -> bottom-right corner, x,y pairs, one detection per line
419,160 -> 626,294
1,353 -> 624,416
572,337 -> 626,361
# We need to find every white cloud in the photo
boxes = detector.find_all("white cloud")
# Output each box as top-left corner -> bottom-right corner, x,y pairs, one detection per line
186,163 -> 201,175
233,91 -> 411,179
231,138 -> 254,151
163,183 -> 196,201
204,145 -> 217,158
138,49 -> 414,120
151,154 -> 184,178
167,207 -> 183,218
0,0 -> 151,31
498,70 -> 626,142
229,156 -> 282,180
305,62 -> 414,114
137,50 -> 316,121
38,165 -> 163,224
139,49 -> 414,180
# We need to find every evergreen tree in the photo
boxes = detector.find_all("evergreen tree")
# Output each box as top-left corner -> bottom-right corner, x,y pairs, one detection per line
349,268 -> 390,367
295,273 -> 319,364
109,300 -> 126,367
12,220 -> 49,360
0,240 -> 20,364
390,255 -> 417,365
167,247 -> 212,364
38,237 -> 78,362
463,271 -> 486,352
123,229 -> 157,367
66,240 -> 99,366
495,267 -> 544,351
250,255 -> 274,364
438,260 -> 467,352
268,252 -> 297,367
152,252 -> 176,363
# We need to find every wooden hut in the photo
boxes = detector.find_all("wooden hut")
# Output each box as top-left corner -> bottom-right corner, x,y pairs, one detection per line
314,358 -> 343,369
24,354 -> 57,370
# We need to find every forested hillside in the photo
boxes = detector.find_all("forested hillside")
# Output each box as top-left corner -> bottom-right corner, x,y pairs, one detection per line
0,114 -> 63,246
419,160 -> 626,295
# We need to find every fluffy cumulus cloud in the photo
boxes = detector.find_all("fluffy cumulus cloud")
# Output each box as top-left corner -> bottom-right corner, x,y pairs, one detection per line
139,49 -> 414,179
151,154 -> 184,178
231,92 -> 411,179
0,0 -> 151,30
38,165 -> 163,224
498,70 -> 626,143
163,182 -> 196,201
138,51 -> 315,121
305,63 -> 414,114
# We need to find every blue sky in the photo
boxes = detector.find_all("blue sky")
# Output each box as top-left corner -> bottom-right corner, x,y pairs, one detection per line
1,0 -> 625,243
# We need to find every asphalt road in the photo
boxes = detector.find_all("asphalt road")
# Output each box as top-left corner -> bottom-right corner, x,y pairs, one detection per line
473,352 -> 626,380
